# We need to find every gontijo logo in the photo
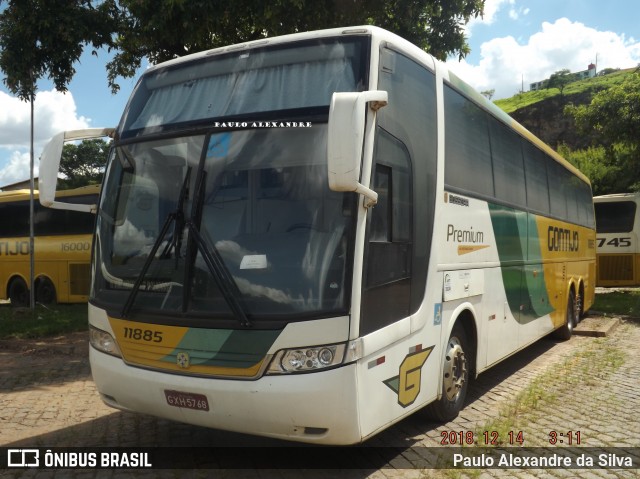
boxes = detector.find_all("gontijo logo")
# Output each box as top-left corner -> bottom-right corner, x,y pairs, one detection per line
548,226 -> 579,252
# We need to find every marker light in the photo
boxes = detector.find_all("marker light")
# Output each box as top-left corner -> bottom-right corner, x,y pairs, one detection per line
89,326 -> 122,358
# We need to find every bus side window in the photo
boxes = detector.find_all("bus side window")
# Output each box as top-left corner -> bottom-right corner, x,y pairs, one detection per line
360,128 -> 413,335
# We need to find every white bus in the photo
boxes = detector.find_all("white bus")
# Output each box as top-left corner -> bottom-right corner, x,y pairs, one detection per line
39,26 -> 596,445
594,193 -> 640,286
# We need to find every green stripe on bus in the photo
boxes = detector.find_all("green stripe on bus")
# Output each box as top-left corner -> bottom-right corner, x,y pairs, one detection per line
489,204 -> 554,323
162,328 -> 281,369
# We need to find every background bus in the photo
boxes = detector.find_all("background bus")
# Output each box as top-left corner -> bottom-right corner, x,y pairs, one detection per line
594,193 -> 640,287
0,185 -> 99,306
39,26 -> 595,445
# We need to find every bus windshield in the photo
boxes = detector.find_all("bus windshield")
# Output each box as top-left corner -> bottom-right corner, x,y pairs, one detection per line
94,125 -> 355,320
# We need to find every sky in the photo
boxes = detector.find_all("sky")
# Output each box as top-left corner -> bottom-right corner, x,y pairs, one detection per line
1,0 -> 639,187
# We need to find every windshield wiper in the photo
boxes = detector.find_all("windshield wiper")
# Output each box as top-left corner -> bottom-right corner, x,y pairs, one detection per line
187,222 -> 252,328
186,171 -> 252,328
121,167 -> 192,319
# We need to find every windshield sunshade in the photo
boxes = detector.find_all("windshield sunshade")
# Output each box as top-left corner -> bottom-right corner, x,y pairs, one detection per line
121,37 -> 368,134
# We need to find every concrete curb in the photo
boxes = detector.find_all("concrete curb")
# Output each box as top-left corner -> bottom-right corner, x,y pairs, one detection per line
574,314 -> 621,337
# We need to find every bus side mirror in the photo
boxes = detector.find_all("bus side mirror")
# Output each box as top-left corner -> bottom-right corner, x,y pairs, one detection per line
327,90 -> 388,207
39,128 -> 115,213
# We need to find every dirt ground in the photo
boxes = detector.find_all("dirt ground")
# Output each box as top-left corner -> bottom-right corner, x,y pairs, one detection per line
0,331 -> 88,377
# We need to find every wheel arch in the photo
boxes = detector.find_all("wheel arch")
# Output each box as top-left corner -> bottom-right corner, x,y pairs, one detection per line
6,273 -> 28,297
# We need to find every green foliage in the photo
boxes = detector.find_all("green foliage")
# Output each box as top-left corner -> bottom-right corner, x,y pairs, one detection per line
495,68 -> 633,114
0,0 -> 119,100
107,0 -> 484,92
563,72 -> 640,194
592,290 -> 640,318
58,139 -> 110,189
567,73 -> 640,148
0,0 -> 486,95
559,144 -> 639,195
480,89 -> 495,100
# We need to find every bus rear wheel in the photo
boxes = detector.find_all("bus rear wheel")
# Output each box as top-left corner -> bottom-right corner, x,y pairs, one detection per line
8,278 -> 29,307
424,324 -> 469,422
36,278 -> 57,305
554,289 -> 577,340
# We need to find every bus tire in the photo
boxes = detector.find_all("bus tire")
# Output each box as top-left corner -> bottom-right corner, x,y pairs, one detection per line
554,289 -> 577,340
424,323 -> 470,422
36,278 -> 57,305
8,278 -> 29,307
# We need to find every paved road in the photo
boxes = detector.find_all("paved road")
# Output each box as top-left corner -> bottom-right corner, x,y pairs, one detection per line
1,315 -> 638,478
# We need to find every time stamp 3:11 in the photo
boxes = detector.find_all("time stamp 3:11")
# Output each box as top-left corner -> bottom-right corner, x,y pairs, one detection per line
440,430 -> 582,445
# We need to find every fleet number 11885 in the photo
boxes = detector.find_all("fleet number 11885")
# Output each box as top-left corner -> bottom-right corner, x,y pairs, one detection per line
123,327 -> 163,343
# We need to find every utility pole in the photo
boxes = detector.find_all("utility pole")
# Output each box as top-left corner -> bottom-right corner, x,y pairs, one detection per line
29,72 -> 35,310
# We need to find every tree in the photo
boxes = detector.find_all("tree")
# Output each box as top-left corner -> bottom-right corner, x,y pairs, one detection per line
481,89 -> 495,100
1,1 -> 485,95
58,139 -> 110,189
547,69 -> 574,96
0,0 -> 119,100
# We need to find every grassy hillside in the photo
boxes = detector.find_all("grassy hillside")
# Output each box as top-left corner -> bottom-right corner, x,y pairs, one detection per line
495,68 -> 636,114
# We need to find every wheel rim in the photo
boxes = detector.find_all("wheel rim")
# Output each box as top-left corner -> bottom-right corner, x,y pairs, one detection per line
443,337 -> 467,401
567,293 -> 576,332
575,291 -> 583,323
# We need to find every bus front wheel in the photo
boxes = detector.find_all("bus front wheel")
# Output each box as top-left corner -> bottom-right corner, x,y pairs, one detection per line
8,278 -> 29,307
424,323 -> 470,422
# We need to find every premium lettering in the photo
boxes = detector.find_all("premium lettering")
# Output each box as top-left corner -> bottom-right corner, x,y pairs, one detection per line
447,225 -> 484,243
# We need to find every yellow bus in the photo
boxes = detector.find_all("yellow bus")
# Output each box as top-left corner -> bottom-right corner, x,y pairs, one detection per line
0,185 -> 99,306
594,192 -> 640,286
39,26 -> 595,444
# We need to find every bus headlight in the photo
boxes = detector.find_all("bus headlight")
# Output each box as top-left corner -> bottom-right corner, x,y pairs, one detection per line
89,326 -> 122,358
267,343 -> 347,374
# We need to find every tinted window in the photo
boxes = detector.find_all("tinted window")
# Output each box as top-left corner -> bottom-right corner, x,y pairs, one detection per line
522,141 -> 550,214
548,159 -> 569,219
361,129 -> 413,335
375,49 -> 437,317
0,195 -> 96,238
577,181 -> 596,229
595,201 -> 636,233
444,85 -> 493,197
489,118 -> 526,208
0,201 -> 29,237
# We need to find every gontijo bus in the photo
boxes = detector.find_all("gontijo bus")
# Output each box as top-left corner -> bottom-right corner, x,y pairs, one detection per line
594,193 -> 640,286
38,26 -> 596,444
0,185 -> 99,306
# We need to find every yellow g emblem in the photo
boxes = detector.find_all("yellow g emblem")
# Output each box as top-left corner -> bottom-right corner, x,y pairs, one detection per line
384,346 -> 434,407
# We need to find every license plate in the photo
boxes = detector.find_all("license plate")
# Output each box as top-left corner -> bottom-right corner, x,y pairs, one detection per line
164,389 -> 210,411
